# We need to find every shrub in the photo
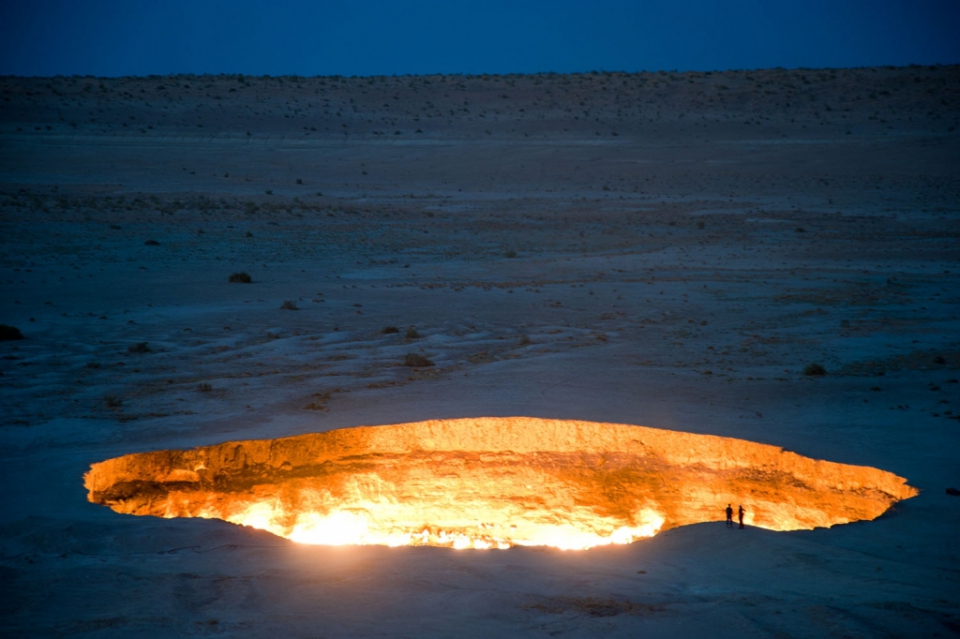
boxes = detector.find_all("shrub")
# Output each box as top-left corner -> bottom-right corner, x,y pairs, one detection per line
803,363 -> 826,376
144,239 -> 160,246
103,394 -> 123,408
296,178 -> 303,184
0,324 -> 24,341
128,342 -> 151,354
197,383 -> 213,392
229,272 -> 252,283
280,300 -> 298,311
404,353 -> 434,367
504,250 -> 517,258
405,327 -> 420,339
381,326 -> 399,334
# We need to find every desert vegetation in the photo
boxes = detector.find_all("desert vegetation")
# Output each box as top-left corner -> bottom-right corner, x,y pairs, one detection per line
803,363 -> 827,377
0,324 -> 24,341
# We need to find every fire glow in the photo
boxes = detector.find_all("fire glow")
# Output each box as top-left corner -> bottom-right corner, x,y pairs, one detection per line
84,418 -> 917,550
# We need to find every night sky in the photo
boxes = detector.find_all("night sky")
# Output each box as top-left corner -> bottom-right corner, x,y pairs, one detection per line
2,0 -> 959,77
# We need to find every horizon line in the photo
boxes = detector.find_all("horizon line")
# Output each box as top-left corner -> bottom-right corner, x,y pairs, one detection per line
3,62 -> 957,81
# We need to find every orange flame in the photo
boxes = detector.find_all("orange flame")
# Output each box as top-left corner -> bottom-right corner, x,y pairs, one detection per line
187,500 -> 666,550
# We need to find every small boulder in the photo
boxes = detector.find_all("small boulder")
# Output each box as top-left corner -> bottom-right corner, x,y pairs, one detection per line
404,353 -> 434,368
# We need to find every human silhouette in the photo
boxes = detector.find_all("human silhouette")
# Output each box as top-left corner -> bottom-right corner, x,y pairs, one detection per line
725,504 -> 733,528
738,505 -> 745,529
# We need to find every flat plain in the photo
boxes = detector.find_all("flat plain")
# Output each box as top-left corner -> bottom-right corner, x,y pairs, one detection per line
1,67 -> 959,637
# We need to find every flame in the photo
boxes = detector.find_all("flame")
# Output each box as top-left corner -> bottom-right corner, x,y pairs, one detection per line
84,417 -> 917,550
183,495 -> 665,550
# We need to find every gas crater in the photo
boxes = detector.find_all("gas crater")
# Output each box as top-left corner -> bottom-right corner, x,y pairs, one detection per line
85,417 -> 918,550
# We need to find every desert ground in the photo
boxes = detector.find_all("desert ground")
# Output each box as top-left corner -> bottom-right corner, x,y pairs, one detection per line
1,66 -> 959,637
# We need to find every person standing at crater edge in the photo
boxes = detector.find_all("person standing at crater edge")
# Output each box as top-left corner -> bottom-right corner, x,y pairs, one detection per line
725,504 -> 734,528
738,505 -> 746,529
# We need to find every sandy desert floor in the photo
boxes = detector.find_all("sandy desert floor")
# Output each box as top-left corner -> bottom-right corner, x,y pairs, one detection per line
1,67 -> 959,637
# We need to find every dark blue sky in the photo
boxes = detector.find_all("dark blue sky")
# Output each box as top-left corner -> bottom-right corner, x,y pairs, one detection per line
2,0 -> 958,77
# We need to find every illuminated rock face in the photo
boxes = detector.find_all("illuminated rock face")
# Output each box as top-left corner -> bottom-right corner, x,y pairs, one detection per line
85,418 -> 918,550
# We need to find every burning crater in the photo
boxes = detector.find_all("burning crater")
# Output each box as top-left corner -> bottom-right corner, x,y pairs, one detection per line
85,418 -> 917,550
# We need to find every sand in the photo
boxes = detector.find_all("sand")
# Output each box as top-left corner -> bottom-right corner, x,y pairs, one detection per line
1,67 -> 959,637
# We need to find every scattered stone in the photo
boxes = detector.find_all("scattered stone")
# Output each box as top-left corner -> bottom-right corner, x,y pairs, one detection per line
127,342 -> 151,354
404,353 -> 434,367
